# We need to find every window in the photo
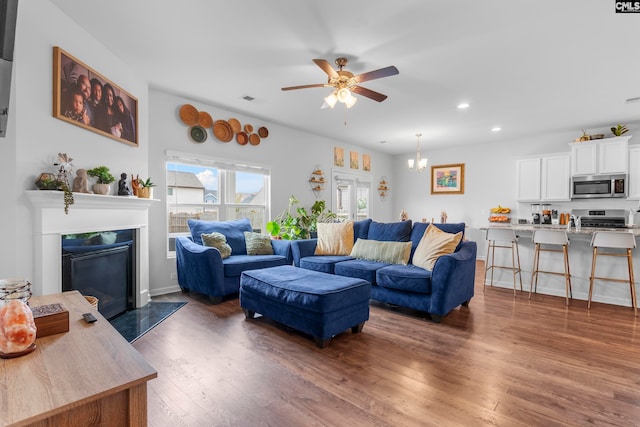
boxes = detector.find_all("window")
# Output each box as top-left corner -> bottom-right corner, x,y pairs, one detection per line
333,173 -> 371,221
166,154 -> 270,256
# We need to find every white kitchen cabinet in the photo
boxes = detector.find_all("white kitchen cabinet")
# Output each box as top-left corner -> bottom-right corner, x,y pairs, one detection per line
628,146 -> 640,200
517,153 -> 571,202
541,153 -> 571,201
570,136 -> 630,175
516,157 -> 541,201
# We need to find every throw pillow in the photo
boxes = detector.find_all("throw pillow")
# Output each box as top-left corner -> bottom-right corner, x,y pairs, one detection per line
187,218 -> 252,254
244,232 -> 274,255
412,224 -> 463,271
201,232 -> 232,259
315,221 -> 354,256
350,239 -> 412,265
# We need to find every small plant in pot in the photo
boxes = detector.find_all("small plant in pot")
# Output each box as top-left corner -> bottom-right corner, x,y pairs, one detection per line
137,177 -> 155,199
86,166 -> 115,195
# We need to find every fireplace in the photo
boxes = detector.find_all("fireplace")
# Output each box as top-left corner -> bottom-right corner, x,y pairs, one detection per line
62,229 -> 135,319
26,190 -> 154,307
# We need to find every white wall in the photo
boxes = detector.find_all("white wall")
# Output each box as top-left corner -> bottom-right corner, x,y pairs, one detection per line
0,1 -> 148,282
148,89 -> 395,295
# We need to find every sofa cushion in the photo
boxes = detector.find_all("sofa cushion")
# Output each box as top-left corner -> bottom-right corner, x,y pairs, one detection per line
353,218 -> 373,241
222,255 -> 289,277
300,255 -> 354,274
201,232 -> 232,259
410,222 -> 466,256
376,264 -> 433,294
188,218 -> 252,254
350,239 -> 412,265
367,220 -> 412,242
244,232 -> 274,255
315,221 -> 354,255
334,259 -> 388,285
412,224 -> 463,271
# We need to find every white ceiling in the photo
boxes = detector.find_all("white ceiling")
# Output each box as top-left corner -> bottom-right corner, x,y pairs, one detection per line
49,0 -> 640,155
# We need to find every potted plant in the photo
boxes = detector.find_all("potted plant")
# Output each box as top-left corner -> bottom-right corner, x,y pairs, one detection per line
611,124 -> 629,137
87,166 -> 115,195
137,177 -> 155,199
266,196 -> 336,240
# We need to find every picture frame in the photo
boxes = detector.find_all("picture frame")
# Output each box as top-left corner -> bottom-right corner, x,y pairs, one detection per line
52,46 -> 138,147
362,154 -> 371,172
334,147 -> 344,167
431,163 -> 465,195
350,151 -> 359,169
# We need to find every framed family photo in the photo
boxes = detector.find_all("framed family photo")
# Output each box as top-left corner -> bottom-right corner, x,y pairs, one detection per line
431,163 -> 465,195
52,46 -> 138,147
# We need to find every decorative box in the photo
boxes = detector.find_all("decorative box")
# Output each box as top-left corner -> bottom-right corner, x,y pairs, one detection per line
31,303 -> 70,338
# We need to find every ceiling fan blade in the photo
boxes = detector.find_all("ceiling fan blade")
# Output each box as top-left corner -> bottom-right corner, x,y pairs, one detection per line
351,86 -> 388,102
313,59 -> 339,79
354,66 -> 399,83
281,83 -> 327,91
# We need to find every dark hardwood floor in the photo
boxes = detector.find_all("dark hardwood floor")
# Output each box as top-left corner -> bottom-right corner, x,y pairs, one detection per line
135,261 -> 640,426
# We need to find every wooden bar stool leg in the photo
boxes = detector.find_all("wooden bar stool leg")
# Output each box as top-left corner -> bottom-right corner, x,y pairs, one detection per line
627,249 -> 637,317
483,240 -> 492,292
511,241 -> 517,297
529,243 -> 539,299
565,244 -> 572,300
588,247 -> 598,310
562,244 -> 571,306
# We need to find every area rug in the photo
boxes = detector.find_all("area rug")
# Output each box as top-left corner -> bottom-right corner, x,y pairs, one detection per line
109,301 -> 186,343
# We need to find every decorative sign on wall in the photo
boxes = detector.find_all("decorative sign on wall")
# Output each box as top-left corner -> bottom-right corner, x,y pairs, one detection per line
431,163 -> 465,195
350,151 -> 359,169
334,147 -> 344,167
52,47 -> 138,147
362,154 -> 371,172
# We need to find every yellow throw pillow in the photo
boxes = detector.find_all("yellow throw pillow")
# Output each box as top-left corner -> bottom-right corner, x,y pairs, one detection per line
350,239 -> 412,265
412,224 -> 462,270
315,221 -> 354,255
201,232 -> 232,259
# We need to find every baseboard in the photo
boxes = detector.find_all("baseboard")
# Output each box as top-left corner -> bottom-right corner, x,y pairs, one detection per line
150,284 -> 181,297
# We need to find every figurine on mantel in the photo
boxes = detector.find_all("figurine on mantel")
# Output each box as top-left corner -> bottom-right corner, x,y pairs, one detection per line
72,169 -> 90,193
440,210 -> 448,224
118,173 -> 132,196
131,174 -> 139,197
400,209 -> 409,221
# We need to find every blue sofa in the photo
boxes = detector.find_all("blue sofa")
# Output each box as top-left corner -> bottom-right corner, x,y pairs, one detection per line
290,219 -> 477,322
175,218 -> 293,303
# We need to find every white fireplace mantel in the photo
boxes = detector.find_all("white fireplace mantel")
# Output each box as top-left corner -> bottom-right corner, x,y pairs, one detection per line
26,190 -> 158,307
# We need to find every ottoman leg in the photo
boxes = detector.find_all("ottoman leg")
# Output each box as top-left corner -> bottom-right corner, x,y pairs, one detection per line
351,322 -> 365,334
314,337 -> 330,348
242,308 -> 255,319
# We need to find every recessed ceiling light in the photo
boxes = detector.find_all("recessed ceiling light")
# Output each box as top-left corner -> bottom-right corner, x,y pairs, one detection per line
491,127 -> 502,132
457,103 -> 470,109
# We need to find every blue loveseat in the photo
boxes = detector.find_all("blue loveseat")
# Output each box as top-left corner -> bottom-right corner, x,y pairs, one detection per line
175,218 -> 293,303
290,219 -> 477,322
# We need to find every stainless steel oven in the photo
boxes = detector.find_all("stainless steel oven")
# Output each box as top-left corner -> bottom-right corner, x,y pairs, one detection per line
571,174 -> 627,199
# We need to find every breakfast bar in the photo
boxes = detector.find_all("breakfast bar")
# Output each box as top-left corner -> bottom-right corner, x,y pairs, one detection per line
481,224 -> 640,309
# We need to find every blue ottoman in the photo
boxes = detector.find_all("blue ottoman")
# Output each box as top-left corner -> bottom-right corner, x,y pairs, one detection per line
240,265 -> 371,348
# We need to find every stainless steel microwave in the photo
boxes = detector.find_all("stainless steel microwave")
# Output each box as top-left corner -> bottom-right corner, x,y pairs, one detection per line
571,174 -> 627,199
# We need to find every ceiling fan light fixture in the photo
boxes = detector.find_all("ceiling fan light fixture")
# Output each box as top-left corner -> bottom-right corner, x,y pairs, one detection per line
345,94 -> 358,108
324,92 -> 338,109
336,88 -> 351,103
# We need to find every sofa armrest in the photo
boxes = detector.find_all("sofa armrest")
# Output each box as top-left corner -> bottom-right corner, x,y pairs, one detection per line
428,240 -> 477,316
290,238 -> 318,267
175,236 -> 225,297
271,239 -> 293,264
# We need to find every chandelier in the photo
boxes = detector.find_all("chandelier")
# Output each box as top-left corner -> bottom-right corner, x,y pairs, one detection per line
408,133 -> 427,172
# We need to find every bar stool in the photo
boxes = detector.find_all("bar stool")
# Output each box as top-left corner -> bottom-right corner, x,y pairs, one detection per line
588,231 -> 637,316
484,228 -> 522,296
530,230 -> 572,305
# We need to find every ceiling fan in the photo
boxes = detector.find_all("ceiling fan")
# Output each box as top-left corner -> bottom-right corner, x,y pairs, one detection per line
281,58 -> 399,109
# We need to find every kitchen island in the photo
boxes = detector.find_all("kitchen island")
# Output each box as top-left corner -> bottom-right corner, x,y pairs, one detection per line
480,224 -> 639,309
0,291 -> 157,426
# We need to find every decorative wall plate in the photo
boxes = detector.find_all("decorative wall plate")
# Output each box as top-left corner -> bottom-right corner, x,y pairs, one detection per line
249,133 -> 260,145
228,118 -> 241,134
179,104 -> 199,126
198,111 -> 213,128
258,126 -> 269,138
189,125 -> 207,143
244,124 -> 254,133
213,120 -> 233,142
236,131 -> 249,145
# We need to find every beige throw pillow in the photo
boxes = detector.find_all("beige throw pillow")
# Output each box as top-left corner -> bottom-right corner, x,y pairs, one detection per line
244,232 -> 274,255
350,239 -> 412,265
412,224 -> 462,270
315,221 -> 354,255
201,232 -> 232,259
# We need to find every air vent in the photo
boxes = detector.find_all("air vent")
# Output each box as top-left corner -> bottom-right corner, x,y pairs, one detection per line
243,95 -> 255,101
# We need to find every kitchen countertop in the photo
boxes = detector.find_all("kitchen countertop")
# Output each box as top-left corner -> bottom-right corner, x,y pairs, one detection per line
482,223 -> 640,236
